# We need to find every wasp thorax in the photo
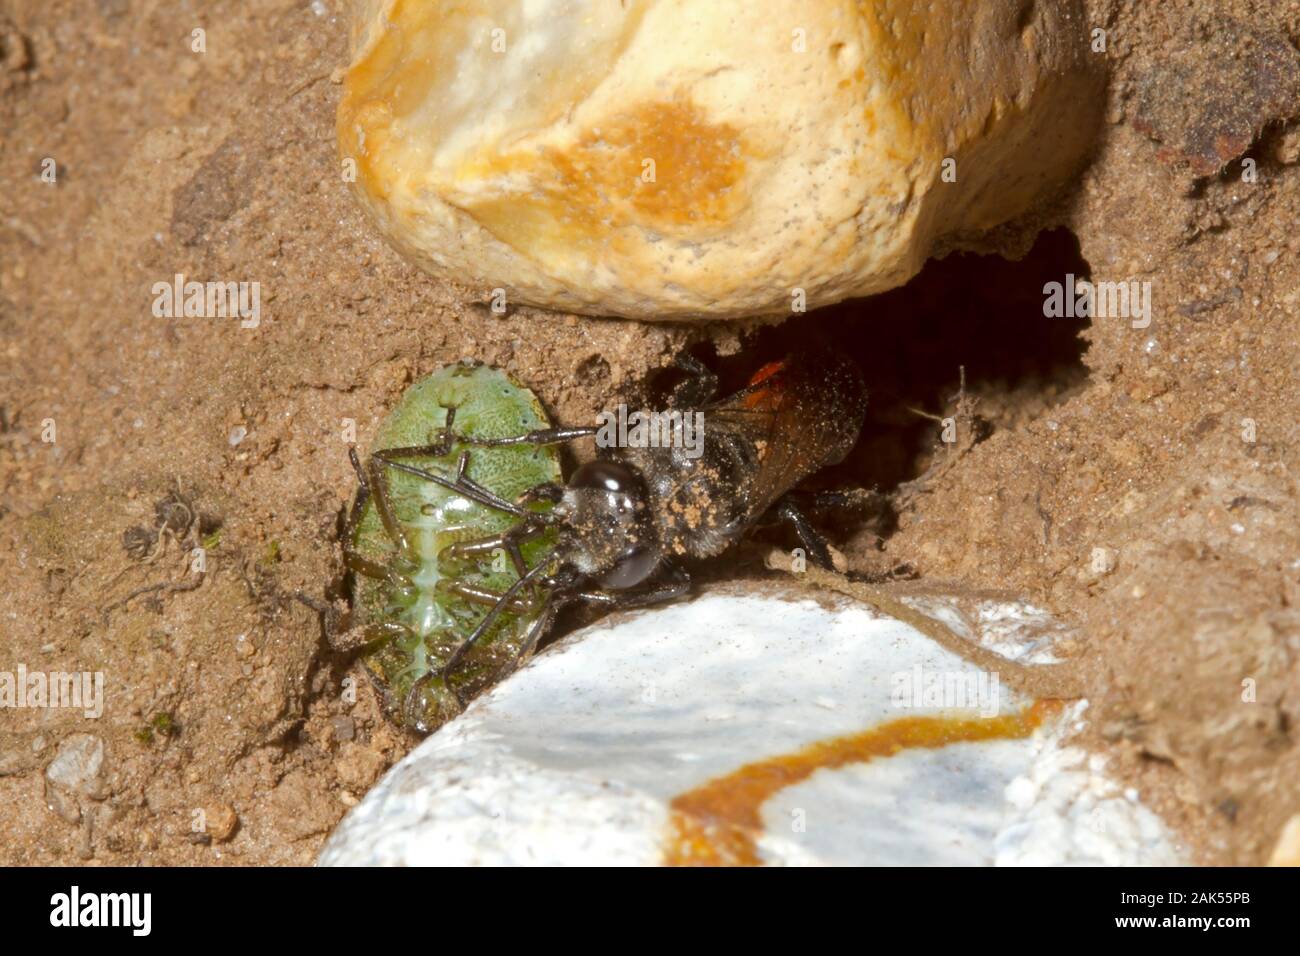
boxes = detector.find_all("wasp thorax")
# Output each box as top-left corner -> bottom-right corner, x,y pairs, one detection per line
559,460 -> 659,588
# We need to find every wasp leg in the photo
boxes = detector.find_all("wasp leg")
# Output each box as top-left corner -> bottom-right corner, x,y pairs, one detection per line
452,425 -> 599,448
517,482 -> 564,506
373,447 -> 532,518
507,594 -> 560,675
388,410 -> 597,456
666,352 -> 718,408
439,518 -> 548,577
369,400 -> 577,518
439,579 -> 536,615
770,495 -> 836,570
391,419 -> 600,464
784,487 -> 889,515
361,409 -> 493,510
431,587 -> 558,687
362,406 -> 462,467
403,560 -> 553,719
408,575 -> 545,729
574,563 -> 692,608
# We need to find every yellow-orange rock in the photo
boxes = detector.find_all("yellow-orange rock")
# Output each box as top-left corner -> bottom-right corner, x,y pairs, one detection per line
1268,814 -> 1300,866
339,0 -> 1103,319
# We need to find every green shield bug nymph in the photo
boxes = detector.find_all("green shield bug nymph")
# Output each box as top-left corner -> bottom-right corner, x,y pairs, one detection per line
342,349 -> 867,738
344,363 -> 561,734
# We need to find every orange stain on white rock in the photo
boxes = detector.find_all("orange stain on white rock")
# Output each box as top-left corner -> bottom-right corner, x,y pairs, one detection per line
665,701 -> 1063,866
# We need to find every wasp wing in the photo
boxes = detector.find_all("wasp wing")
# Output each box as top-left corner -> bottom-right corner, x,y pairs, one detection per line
701,351 -> 866,519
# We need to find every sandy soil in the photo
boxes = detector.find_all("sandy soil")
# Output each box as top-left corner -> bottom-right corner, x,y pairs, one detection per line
0,0 -> 1296,865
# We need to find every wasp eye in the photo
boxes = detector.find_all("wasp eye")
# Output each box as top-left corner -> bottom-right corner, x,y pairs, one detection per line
569,460 -> 642,495
600,545 -> 659,589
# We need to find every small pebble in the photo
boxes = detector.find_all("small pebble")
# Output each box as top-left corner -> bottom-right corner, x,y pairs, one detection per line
331,715 -> 356,742
45,734 -> 104,797
206,804 -> 240,843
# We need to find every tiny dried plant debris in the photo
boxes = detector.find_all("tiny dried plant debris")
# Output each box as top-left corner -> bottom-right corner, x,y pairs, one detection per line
107,485 -> 223,618
121,525 -> 156,560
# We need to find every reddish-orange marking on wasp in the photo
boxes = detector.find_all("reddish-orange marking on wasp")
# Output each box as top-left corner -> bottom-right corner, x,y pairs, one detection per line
741,359 -> 788,410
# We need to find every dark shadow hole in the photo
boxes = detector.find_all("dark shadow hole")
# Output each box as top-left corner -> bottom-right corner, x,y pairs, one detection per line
678,228 -> 1093,543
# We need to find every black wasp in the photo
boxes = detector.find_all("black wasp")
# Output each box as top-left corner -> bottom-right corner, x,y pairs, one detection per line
343,348 -> 867,731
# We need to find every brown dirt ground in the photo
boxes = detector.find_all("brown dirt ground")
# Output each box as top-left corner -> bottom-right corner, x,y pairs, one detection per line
0,0 -> 1297,865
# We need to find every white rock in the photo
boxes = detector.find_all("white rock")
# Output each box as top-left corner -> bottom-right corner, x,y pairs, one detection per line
43,733 -> 107,824
320,588 -> 1183,866
900,593 -> 1074,664
45,734 -> 105,797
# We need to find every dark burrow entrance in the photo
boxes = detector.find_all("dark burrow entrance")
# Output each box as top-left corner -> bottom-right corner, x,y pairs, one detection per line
670,227 -> 1094,556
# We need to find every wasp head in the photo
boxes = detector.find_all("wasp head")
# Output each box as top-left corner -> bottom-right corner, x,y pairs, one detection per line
554,459 -> 660,589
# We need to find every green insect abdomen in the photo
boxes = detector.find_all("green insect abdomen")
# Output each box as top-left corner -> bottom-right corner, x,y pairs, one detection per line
349,363 -> 560,732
